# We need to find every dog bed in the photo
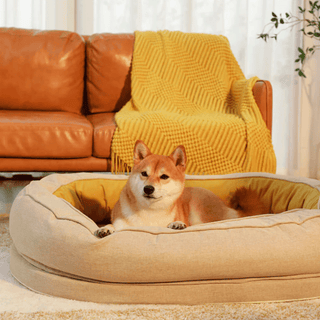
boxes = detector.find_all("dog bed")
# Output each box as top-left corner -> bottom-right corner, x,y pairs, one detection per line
9,172 -> 320,304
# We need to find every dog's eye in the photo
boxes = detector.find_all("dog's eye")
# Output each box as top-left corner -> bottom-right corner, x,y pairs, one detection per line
160,174 -> 169,180
141,171 -> 148,177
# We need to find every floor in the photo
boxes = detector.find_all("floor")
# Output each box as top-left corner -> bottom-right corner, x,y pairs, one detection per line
0,173 -> 50,215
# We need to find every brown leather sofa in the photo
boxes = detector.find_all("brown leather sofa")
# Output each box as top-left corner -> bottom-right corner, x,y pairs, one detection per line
0,27 -> 272,173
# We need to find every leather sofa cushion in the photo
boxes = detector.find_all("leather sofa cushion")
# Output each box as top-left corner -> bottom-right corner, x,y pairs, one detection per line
0,28 -> 85,113
86,34 -> 133,113
0,110 -> 92,158
0,157 -> 111,172
86,113 -> 116,158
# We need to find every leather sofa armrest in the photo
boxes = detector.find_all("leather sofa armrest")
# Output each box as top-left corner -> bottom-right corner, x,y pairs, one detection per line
252,80 -> 272,134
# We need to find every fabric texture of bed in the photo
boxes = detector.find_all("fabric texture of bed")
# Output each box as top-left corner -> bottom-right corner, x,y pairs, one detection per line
9,172 -> 320,304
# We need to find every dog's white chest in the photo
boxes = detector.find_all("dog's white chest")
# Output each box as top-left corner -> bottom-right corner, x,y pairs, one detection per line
126,209 -> 175,227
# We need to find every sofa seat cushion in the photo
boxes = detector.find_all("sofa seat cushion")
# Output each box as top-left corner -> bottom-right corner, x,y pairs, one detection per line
0,157 -> 111,172
0,110 -> 93,158
86,113 -> 116,158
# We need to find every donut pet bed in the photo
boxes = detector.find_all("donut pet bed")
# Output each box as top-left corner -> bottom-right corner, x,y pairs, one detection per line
9,172 -> 320,304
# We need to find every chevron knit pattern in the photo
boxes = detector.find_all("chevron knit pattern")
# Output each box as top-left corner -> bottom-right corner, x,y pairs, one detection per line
111,30 -> 276,174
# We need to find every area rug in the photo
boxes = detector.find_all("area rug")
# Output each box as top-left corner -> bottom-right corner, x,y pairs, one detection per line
1,215 -> 320,319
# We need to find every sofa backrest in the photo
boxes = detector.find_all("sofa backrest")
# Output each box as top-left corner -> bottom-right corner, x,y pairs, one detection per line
0,28 -> 85,114
86,33 -> 134,113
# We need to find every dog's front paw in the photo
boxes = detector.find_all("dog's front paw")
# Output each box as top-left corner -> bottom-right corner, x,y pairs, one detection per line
167,221 -> 187,230
94,224 -> 116,238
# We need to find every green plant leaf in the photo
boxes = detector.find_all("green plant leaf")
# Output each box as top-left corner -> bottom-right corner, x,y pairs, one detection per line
258,7 -> 320,79
257,33 -> 269,42
298,70 -> 307,78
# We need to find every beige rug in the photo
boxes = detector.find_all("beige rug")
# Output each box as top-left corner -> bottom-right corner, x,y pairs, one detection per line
1,214 -> 320,319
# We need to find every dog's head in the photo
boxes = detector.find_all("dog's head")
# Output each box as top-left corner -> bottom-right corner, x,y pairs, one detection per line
128,140 -> 186,209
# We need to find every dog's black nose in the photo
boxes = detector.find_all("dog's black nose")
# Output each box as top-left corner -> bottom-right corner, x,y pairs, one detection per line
144,185 -> 155,195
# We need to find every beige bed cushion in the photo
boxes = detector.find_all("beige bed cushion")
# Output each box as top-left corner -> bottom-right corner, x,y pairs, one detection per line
9,172 -> 320,286
10,243 -> 320,304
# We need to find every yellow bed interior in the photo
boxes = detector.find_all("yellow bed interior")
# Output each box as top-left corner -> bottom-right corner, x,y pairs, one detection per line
53,177 -> 320,224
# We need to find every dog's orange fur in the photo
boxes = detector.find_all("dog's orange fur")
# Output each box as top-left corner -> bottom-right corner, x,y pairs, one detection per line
229,187 -> 269,217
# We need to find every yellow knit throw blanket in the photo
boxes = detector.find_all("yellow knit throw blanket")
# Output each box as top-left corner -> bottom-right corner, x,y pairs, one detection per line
111,30 -> 276,174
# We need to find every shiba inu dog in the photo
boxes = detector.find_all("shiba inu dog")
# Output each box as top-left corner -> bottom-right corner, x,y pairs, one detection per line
95,140 -> 268,237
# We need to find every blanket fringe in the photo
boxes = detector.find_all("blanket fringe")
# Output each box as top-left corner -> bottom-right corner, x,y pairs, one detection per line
111,149 -> 131,174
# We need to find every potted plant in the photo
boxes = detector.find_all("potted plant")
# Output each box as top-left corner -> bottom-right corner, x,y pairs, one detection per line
258,1 -> 320,77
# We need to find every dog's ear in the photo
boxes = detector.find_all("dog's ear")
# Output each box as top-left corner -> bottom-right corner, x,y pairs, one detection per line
170,145 -> 187,171
133,140 -> 152,164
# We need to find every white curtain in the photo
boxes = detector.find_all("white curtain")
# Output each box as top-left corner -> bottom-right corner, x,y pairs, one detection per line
2,0 -> 317,179
0,0 -> 46,29
0,0 -> 76,31
299,4 -> 320,179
